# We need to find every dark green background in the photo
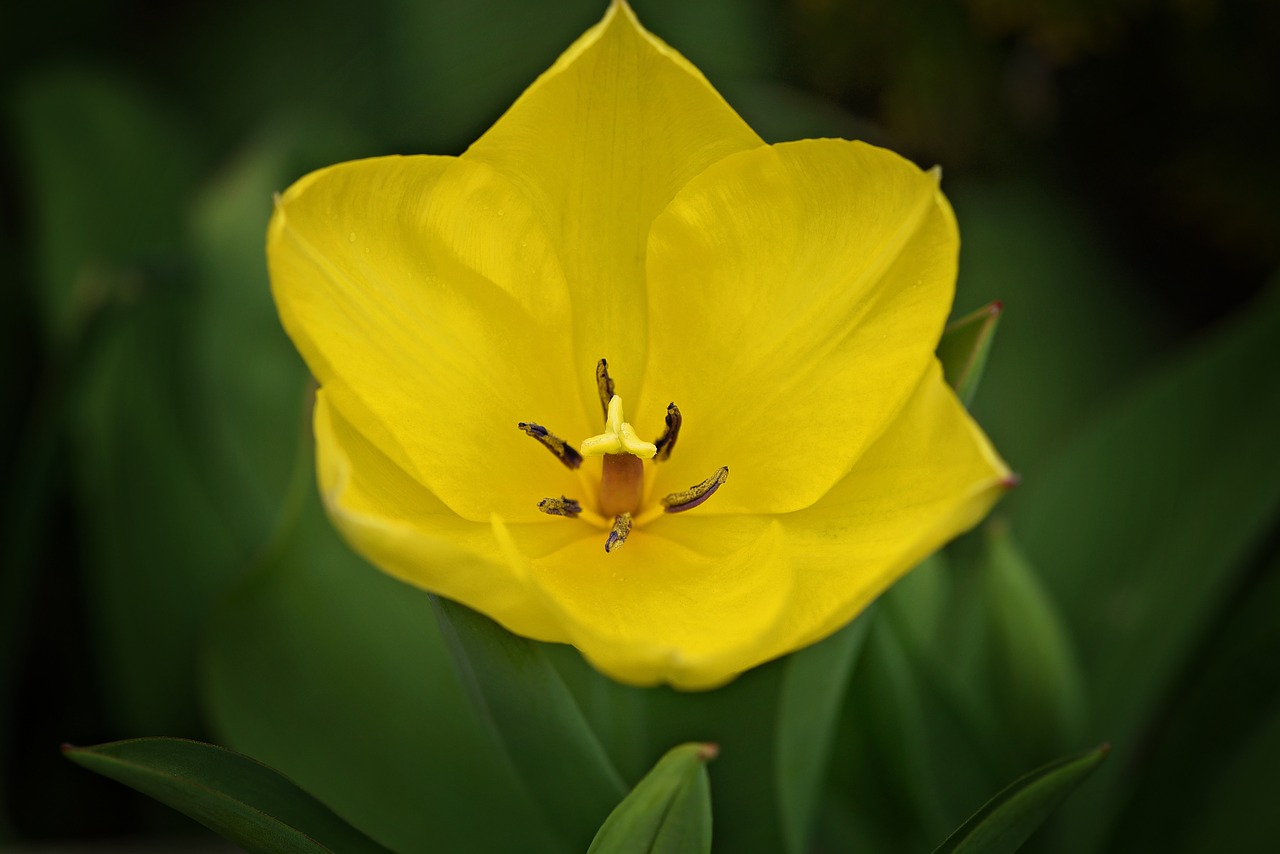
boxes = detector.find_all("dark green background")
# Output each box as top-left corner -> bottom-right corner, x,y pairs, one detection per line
2,0 -> 1278,850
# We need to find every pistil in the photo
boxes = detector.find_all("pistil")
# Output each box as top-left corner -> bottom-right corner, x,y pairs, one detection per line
599,453 -> 644,516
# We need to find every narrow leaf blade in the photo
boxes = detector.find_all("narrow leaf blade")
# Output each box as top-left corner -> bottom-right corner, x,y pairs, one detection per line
589,743 -> 716,854
64,738 -> 390,854
430,595 -> 627,849
980,522 -> 1087,758
932,744 -> 1109,854
776,608 -> 875,854
937,301 -> 1003,406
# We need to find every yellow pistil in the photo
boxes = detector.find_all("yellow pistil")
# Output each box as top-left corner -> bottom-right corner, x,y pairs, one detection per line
580,395 -> 657,459
580,395 -> 654,518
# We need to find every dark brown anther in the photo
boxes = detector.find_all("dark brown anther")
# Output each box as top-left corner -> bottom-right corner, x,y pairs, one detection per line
605,513 -> 633,553
537,496 -> 582,518
653,402 -> 682,462
595,358 -> 615,422
517,422 -> 583,469
662,466 -> 729,513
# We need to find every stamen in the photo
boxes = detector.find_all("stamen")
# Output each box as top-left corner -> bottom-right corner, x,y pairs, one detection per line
517,422 -> 584,469
537,496 -> 582,518
653,402 -> 682,462
595,358 -> 615,422
605,513 -> 633,553
661,466 -> 730,513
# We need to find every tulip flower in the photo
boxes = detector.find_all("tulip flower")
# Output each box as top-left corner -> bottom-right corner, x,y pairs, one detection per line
267,0 -> 1011,689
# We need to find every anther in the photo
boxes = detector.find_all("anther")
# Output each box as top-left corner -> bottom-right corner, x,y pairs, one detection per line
653,402 -> 682,462
595,358 -> 615,422
605,513 -> 633,553
661,466 -> 729,513
537,496 -> 582,518
517,422 -> 583,470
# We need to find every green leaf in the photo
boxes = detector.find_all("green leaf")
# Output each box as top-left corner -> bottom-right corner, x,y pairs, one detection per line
640,662 -> 788,853
9,69 -> 206,344
775,608 -> 874,854
186,121 -> 373,546
1178,702 -> 1280,853
71,291 -> 244,735
931,744 -> 1109,854
950,179 -> 1174,471
979,522 -> 1086,760
938,300 -> 1002,406
829,608 -> 995,852
203,486 -> 560,854
431,596 -> 627,849
1105,548 -> 1280,851
1014,281 -> 1280,847
63,738 -> 390,854
588,743 -> 716,854
9,69 -> 232,738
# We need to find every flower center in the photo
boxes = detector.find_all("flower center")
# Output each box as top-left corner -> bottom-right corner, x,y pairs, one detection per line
517,359 -> 728,552
581,395 -> 653,517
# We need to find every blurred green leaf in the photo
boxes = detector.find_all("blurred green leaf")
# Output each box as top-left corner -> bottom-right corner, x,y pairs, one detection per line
542,645 -> 652,784
9,69 -> 206,344
775,608 -> 874,854
587,742 -> 715,854
431,596 -> 627,850
931,744 -> 1109,854
1106,547 -> 1280,851
71,290 -> 244,735
979,522 -> 1086,760
203,484 -> 560,853
950,178 -> 1175,471
1014,281 -> 1280,847
64,738 -> 390,854
187,123 -> 366,549
832,608 -> 997,852
7,68 -> 230,737
1178,700 -> 1280,853
938,300 -> 1003,407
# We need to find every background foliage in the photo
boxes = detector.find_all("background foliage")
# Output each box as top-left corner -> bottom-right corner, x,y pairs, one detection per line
2,0 -> 1278,850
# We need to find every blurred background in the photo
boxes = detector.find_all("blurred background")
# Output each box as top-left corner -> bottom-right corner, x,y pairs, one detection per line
2,0 -> 1278,851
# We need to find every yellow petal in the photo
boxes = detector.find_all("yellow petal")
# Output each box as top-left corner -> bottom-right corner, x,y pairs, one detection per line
269,155 -> 590,523
315,388 -> 585,640
512,515 -> 792,690
637,139 -> 958,515
462,0 -> 764,411
778,360 -> 1010,650
618,362 -> 1008,683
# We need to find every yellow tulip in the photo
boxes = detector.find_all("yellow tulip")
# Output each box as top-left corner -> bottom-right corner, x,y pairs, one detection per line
267,0 -> 1012,689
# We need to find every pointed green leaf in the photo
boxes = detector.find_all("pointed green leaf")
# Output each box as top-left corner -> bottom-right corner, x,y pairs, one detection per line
937,301 -> 1002,406
931,744 -> 1109,854
980,522 -> 1086,759
430,595 -> 627,849
64,738 -> 390,854
588,743 -> 716,854
776,608 -> 874,854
